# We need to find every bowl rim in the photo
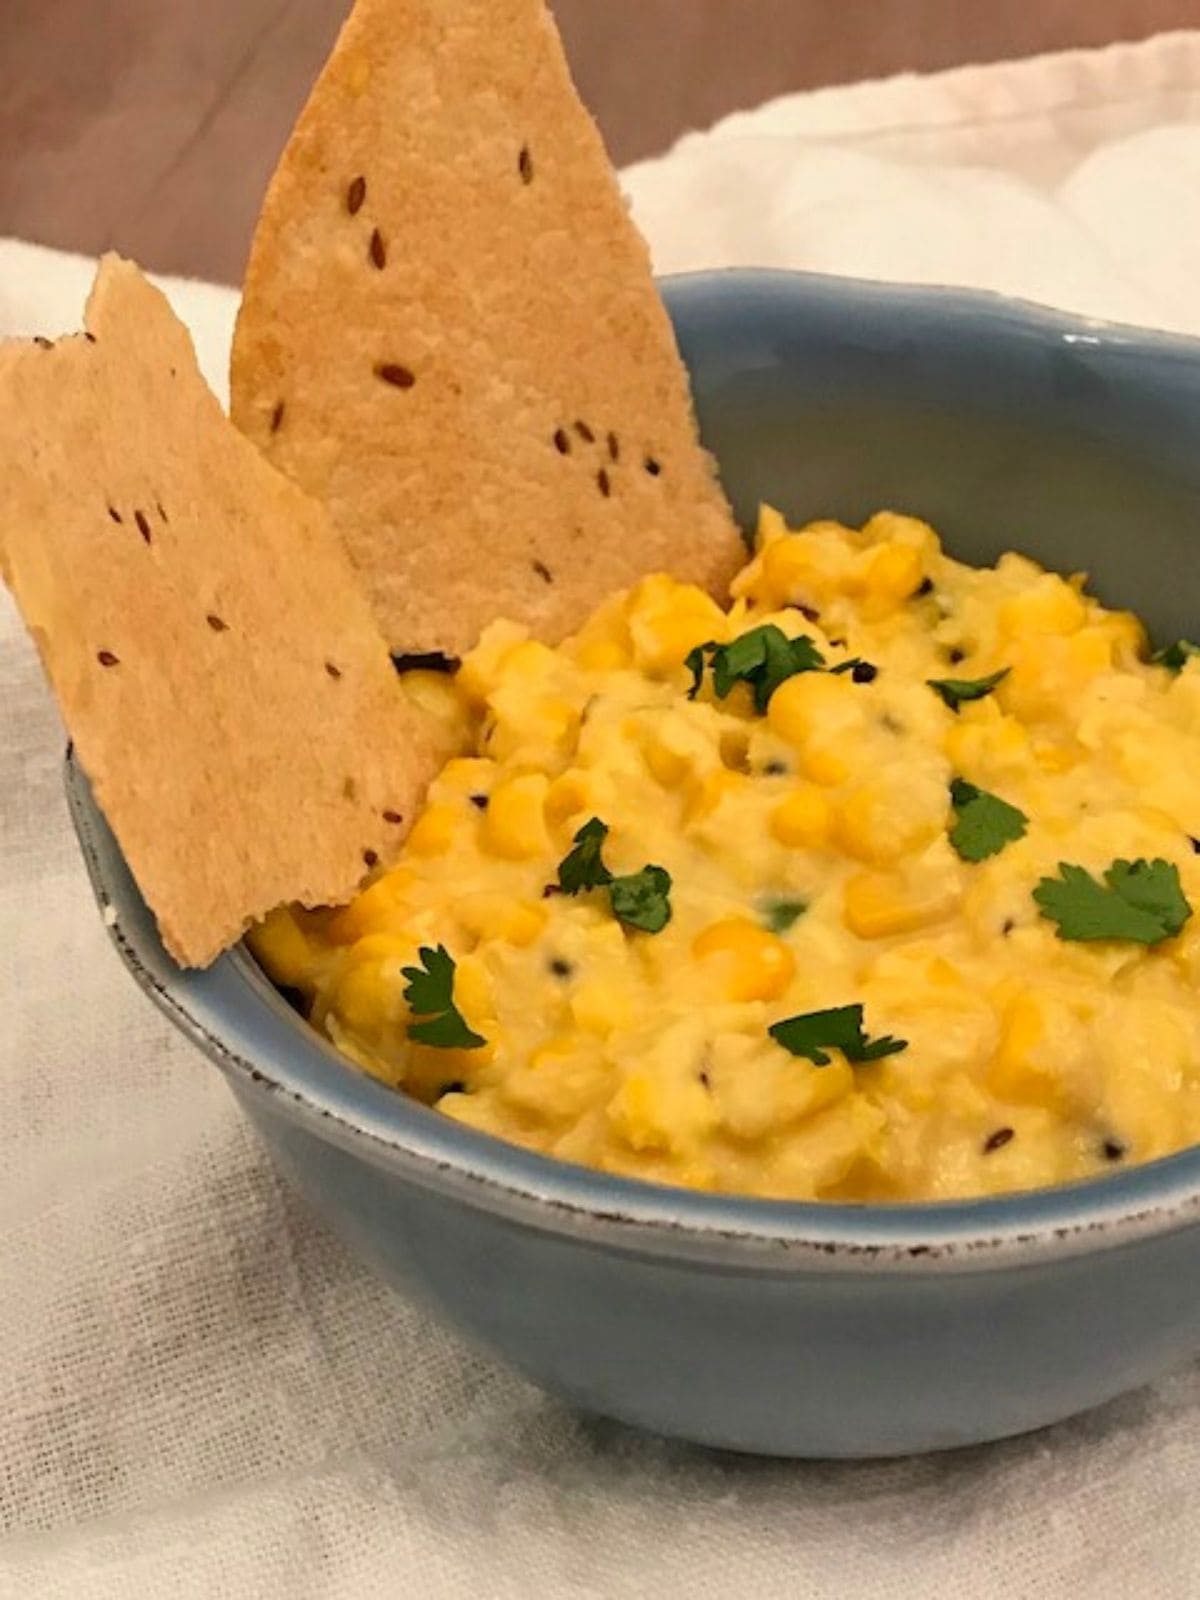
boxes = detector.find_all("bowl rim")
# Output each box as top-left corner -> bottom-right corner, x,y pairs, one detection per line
65,267 -> 1200,1273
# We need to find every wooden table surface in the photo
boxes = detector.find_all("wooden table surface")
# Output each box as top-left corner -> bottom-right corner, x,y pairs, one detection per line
1,0 -> 1194,285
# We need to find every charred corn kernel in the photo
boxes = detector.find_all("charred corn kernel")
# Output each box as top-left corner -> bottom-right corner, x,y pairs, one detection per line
248,907 -> 317,987
767,670 -> 851,747
545,768 -> 593,828
571,979 -> 635,1036
770,785 -> 831,847
455,892 -> 546,947
456,619 -> 528,701
482,773 -> 551,859
692,918 -> 796,1001
843,870 -> 959,938
855,542 -> 925,619
998,575 -> 1087,638
325,869 -> 415,944
626,576 -> 728,672
405,802 -> 459,857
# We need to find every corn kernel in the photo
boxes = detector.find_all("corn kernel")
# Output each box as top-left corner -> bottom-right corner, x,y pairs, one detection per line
571,979 -> 635,1036
692,918 -> 797,1001
997,575 -> 1087,638
405,802 -> 459,857
801,745 -> 850,786
834,784 -> 941,866
457,619 -> 527,701
987,992 -> 1068,1108
481,774 -> 551,859
247,907 -> 316,987
766,670 -> 851,747
758,536 -> 828,609
331,956 -> 398,1039
325,869 -> 415,944
455,892 -> 547,947
435,757 -> 498,800
683,767 -> 748,825
453,953 -> 495,1029
843,870 -> 959,938
545,768 -> 594,829
574,637 -> 629,671
854,542 -> 924,619
500,638 -> 560,681
625,576 -> 728,673
770,785 -> 831,847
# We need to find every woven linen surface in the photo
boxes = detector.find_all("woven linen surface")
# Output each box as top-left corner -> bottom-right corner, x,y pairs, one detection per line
4,32 -> 1200,1598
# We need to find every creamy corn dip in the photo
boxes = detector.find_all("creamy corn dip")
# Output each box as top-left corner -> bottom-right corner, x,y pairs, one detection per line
252,510 -> 1200,1202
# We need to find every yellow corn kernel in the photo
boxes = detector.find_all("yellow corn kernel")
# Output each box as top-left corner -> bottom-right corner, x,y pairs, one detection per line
499,638 -> 560,682
692,918 -> 797,1002
834,784 -> 940,866
545,768 -> 593,829
625,576 -> 728,673
452,953 -> 495,1029
455,892 -> 547,947
770,785 -> 831,847
571,978 -> 635,1036
1034,742 -> 1080,775
456,619 -> 528,701
324,869 -> 415,945
247,907 -> 316,987
987,992 -> 1064,1106
801,745 -> 850,786
330,955 -> 399,1040
843,870 -> 959,939
482,773 -> 551,859
944,704 -> 1028,771
574,637 -> 629,672
405,802 -> 460,858
435,757 -> 498,800
997,575 -> 1087,638
861,511 -> 940,555
683,767 -> 748,825
854,542 -> 924,619
766,670 -> 850,747
640,731 -> 692,789
758,536 -> 827,608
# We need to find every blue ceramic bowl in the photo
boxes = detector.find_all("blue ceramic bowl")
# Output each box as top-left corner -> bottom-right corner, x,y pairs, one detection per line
67,270 -> 1200,1457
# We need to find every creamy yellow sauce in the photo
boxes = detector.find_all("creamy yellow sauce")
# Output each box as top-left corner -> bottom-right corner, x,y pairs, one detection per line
251,510 -> 1200,1202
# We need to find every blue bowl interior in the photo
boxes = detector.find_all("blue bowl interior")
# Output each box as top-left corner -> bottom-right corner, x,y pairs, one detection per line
66,269 -> 1200,1256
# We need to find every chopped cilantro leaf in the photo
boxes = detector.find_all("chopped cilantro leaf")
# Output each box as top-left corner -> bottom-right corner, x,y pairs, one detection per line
1152,639 -> 1200,672
948,778 -> 1028,863
769,1004 -> 907,1067
686,624 -> 825,713
761,896 -> 808,934
609,865 -> 673,933
555,817 -> 672,933
1033,858 -> 1191,945
401,944 -> 486,1049
927,667 -> 1009,713
557,817 -> 613,894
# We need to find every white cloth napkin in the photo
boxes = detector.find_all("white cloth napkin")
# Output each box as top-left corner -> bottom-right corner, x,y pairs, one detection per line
5,32 -> 1200,1598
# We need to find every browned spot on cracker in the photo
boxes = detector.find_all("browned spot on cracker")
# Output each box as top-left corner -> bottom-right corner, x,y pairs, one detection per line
270,401 -> 285,434
644,455 -> 662,476
596,468 -> 611,498
574,420 -> 595,443
369,228 -> 387,270
343,776 -> 358,800
375,362 -> 415,389
346,175 -> 367,215
33,336 -> 53,350
206,613 -> 229,632
382,808 -> 404,824
134,509 -> 152,543
607,431 -> 619,462
518,144 -> 533,184
83,332 -> 97,345
107,505 -> 122,524
325,660 -> 342,679
532,559 -> 553,583
97,649 -> 119,666
363,848 -> 379,868
553,428 -> 570,455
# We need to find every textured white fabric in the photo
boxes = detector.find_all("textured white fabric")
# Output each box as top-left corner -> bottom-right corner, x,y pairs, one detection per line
5,32 -> 1200,1597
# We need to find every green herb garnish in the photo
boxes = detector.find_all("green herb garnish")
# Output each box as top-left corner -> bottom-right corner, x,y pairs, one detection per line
557,816 -> 613,893
769,1004 -> 907,1067
761,897 -> 808,934
1152,640 -> 1200,673
686,624 -> 825,713
1033,858 -> 1191,945
948,778 -> 1028,863
927,667 -> 1009,713
609,865 -> 673,933
556,818 -> 672,933
401,944 -> 486,1049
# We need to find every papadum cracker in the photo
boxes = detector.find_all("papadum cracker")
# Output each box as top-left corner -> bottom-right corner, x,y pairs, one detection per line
231,0 -> 741,657
0,256 -> 441,967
